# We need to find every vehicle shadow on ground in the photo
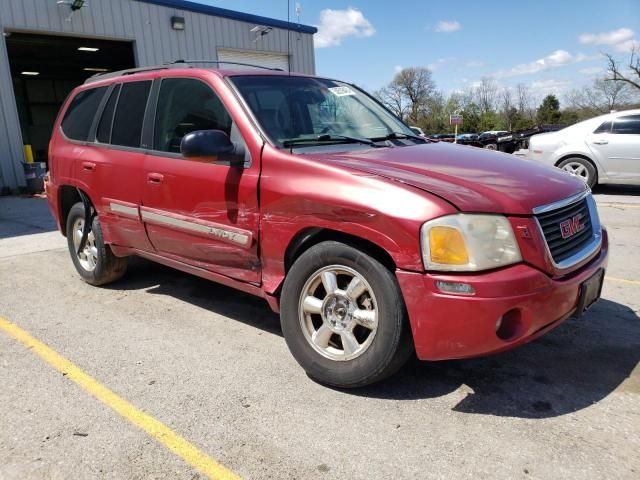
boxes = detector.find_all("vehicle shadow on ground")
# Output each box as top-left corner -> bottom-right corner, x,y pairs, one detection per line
111,258 -> 639,419
348,297 -> 639,418
108,257 -> 283,336
594,184 -> 640,196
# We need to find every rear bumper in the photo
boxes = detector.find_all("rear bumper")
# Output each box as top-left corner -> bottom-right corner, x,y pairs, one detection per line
44,181 -> 64,234
396,228 -> 609,361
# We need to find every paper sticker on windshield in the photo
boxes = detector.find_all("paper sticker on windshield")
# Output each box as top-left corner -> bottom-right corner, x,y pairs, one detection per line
328,86 -> 356,97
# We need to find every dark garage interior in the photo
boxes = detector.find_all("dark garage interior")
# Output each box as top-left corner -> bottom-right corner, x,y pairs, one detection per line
5,32 -> 136,163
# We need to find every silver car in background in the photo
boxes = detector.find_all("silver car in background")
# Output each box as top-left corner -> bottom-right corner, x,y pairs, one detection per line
527,109 -> 640,188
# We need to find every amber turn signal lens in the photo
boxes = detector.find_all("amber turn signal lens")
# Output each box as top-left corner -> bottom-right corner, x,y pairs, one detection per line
429,226 -> 469,265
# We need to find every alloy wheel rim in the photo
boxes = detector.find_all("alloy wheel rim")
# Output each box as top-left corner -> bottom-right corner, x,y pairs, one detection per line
72,218 -> 98,272
298,265 -> 378,361
562,162 -> 589,182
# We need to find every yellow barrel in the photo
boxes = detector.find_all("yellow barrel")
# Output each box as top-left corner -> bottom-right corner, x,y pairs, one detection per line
24,144 -> 34,163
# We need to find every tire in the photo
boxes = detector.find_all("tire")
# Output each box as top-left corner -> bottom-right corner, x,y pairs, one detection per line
484,143 -> 498,151
280,241 -> 413,388
557,157 -> 597,189
66,202 -> 127,286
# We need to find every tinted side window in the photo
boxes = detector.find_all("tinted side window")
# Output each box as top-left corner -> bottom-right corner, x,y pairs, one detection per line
61,87 -> 108,141
96,84 -> 121,144
111,81 -> 152,148
593,121 -> 611,134
612,115 -> 640,134
153,78 -> 232,153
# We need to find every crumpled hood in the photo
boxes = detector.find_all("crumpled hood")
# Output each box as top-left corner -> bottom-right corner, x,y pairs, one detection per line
300,142 -> 587,214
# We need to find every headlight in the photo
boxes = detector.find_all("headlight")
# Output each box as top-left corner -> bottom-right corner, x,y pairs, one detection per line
421,214 -> 522,271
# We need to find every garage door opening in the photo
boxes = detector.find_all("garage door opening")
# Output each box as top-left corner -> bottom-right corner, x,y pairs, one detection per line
5,32 -> 136,164
218,48 -> 289,72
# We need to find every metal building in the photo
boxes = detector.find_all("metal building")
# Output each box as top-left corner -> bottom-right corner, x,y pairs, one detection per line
0,0 -> 317,192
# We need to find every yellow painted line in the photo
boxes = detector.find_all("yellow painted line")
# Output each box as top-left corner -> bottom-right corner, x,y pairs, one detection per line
607,276 -> 640,286
0,316 -> 240,480
597,203 -> 640,209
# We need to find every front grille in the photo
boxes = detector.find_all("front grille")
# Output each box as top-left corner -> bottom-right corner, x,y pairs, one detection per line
535,197 -> 594,264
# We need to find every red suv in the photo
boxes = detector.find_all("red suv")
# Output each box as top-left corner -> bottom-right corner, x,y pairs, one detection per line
46,64 -> 608,387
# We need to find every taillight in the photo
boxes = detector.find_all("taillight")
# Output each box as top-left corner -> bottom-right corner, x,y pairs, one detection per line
43,172 -> 50,194
47,140 -> 54,180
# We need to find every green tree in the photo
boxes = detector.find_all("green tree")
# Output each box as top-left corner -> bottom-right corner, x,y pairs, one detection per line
536,94 -> 561,124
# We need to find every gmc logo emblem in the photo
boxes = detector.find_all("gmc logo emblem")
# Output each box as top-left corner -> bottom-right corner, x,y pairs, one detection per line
560,214 -> 584,239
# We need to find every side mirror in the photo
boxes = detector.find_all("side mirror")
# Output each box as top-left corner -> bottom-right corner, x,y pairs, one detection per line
180,130 -> 240,162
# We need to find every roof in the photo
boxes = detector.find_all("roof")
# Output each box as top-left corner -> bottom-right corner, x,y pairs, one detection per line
137,0 -> 318,34
83,64 -> 314,85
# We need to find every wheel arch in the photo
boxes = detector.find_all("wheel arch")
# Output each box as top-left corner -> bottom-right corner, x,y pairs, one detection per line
554,153 -> 597,170
58,185 -> 95,237
284,227 -> 397,279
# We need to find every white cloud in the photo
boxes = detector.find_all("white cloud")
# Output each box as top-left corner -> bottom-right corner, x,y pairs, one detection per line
579,28 -> 638,53
579,27 -> 634,46
314,8 -> 375,48
435,20 -> 461,33
529,79 -> 574,96
614,39 -> 640,52
464,60 -> 484,68
394,65 -> 403,73
578,66 -> 603,76
426,57 -> 455,71
494,49 -> 595,78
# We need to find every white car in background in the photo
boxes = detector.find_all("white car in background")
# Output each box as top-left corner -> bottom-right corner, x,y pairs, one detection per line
527,109 -> 640,188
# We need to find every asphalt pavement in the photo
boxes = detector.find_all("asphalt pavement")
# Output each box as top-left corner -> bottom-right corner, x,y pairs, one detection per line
0,186 -> 638,479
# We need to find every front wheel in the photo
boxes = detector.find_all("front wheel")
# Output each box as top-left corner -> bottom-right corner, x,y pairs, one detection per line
557,157 -> 597,189
66,202 -> 127,286
280,241 -> 413,388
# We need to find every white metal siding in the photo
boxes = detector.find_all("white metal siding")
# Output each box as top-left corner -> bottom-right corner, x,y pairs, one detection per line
0,0 -> 315,189
218,48 -> 289,71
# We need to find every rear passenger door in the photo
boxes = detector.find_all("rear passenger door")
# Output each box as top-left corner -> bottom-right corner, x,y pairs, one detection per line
589,115 -> 640,181
608,115 -> 640,181
87,80 -> 154,251
140,76 -> 260,283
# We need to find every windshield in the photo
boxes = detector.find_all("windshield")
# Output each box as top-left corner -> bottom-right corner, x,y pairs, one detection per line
229,75 -> 415,148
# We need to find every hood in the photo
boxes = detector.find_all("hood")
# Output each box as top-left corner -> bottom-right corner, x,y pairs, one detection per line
300,142 -> 587,215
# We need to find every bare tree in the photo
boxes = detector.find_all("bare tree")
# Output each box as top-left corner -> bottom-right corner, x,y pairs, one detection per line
567,77 -> 637,114
392,67 -> 436,124
516,83 -> 536,121
474,77 -> 498,115
375,83 -> 407,121
500,87 -> 519,130
606,46 -> 640,90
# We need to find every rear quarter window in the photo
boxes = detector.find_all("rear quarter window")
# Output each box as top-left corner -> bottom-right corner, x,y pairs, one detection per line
593,121 -> 611,134
60,86 -> 108,141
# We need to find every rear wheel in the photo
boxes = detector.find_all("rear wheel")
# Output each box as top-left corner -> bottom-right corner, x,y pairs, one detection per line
280,241 -> 413,388
557,157 -> 597,189
66,202 -> 127,286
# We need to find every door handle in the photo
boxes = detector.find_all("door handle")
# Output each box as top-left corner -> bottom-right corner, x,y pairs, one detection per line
592,139 -> 609,145
147,172 -> 164,184
81,161 -> 96,171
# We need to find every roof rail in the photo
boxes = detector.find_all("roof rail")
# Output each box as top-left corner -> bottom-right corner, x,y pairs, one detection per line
83,63 -> 186,84
83,59 -> 284,84
172,59 -> 284,71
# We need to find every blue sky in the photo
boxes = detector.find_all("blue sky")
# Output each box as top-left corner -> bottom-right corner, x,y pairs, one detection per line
201,0 -> 639,103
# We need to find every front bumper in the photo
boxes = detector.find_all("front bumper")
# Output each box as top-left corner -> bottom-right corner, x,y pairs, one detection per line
396,228 -> 609,361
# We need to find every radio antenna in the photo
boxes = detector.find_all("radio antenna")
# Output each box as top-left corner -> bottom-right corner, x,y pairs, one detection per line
287,0 -> 291,74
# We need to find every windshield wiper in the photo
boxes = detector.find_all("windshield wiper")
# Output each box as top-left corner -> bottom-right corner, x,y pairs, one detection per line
373,132 -> 430,143
282,134 -> 383,148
